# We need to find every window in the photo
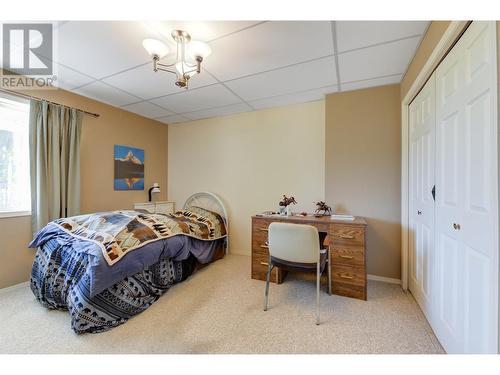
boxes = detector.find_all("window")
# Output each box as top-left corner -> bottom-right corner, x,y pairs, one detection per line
0,93 -> 30,216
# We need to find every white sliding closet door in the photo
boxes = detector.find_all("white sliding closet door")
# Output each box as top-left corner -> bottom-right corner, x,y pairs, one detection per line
409,74 -> 436,320
434,21 -> 498,353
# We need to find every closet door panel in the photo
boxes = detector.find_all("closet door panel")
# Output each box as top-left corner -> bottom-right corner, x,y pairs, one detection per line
464,90 -> 492,254
408,73 -> 435,318
462,24 -> 494,257
464,248 -> 491,353
436,233 -> 465,352
460,21 -> 498,353
435,21 -> 497,353
435,22 -> 467,353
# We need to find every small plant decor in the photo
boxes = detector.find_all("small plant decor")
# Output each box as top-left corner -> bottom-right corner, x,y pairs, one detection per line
278,195 -> 297,216
279,195 -> 297,207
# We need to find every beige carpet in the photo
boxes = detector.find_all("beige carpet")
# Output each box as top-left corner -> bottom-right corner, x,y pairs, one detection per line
0,254 -> 444,354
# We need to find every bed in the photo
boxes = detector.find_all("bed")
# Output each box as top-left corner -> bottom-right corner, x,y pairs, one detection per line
29,192 -> 229,334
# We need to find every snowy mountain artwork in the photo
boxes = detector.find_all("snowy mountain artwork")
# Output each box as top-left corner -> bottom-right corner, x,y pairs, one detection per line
114,144 -> 145,190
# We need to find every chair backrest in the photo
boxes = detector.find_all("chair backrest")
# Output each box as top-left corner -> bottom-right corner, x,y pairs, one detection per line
268,222 -> 320,263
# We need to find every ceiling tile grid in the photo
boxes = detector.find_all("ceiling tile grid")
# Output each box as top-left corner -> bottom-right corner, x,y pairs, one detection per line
337,36 -> 423,83
224,56 -> 337,102
0,21 -> 430,124
249,84 -> 339,111
150,84 -> 242,114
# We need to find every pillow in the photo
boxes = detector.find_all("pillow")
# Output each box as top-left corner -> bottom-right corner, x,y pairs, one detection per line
184,206 -> 227,236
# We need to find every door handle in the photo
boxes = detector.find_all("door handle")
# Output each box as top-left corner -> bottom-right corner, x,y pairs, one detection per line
453,223 -> 461,230
417,210 -> 422,215
432,185 -> 436,201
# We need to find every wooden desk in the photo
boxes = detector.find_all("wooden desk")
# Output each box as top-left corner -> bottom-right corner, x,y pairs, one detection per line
251,214 -> 368,300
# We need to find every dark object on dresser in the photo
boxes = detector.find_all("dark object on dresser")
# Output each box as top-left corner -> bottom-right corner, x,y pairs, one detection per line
314,201 -> 332,215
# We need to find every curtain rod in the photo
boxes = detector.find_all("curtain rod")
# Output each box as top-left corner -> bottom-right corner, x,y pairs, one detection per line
0,88 -> 100,118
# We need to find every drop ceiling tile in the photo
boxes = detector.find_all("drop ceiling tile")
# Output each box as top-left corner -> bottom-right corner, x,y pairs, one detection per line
151,84 -> 241,113
53,64 -> 95,90
225,56 -> 336,101
249,85 -> 338,110
336,21 -> 428,53
184,102 -> 252,121
141,21 -> 262,43
55,21 -> 163,79
156,114 -> 190,124
121,101 -> 174,118
204,21 -> 333,81
341,74 -> 402,92
338,36 -> 421,83
72,81 -> 140,107
102,63 -> 217,100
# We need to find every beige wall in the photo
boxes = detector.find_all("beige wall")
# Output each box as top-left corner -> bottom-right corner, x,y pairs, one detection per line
0,88 -> 169,288
168,101 -> 325,256
401,21 -> 451,99
325,84 -> 402,279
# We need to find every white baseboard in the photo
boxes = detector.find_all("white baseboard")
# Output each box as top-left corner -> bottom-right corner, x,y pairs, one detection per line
367,274 -> 401,285
0,281 -> 29,295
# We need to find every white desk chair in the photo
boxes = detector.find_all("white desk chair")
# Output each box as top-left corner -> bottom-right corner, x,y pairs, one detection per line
263,222 -> 331,325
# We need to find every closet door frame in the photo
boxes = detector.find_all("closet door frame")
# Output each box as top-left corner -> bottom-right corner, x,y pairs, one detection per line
400,21 -> 499,352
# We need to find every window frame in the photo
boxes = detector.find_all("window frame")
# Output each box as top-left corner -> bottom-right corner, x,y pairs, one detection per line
0,92 -> 31,218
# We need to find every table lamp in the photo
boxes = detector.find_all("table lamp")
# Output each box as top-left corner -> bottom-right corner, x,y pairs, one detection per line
148,182 -> 160,202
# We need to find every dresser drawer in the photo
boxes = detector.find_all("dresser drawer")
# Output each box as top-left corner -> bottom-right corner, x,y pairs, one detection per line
134,203 -> 155,213
330,224 -> 365,246
332,282 -> 366,300
252,227 -> 268,244
253,252 -> 270,270
252,241 -> 269,256
156,202 -> 174,215
252,252 -> 285,283
331,264 -> 366,287
331,246 -> 365,267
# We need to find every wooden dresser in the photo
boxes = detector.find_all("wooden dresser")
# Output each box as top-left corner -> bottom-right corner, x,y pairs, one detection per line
251,214 -> 368,300
133,201 -> 175,215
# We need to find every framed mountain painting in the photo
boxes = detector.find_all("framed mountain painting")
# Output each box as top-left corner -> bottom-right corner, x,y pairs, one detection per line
114,144 -> 145,190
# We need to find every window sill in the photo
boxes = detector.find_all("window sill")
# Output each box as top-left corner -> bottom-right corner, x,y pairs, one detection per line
0,211 -> 31,219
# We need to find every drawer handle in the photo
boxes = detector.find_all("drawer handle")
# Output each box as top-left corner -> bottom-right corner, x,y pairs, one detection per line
260,244 -> 269,249
259,228 -> 269,232
340,274 -> 354,279
339,234 -> 355,239
260,262 -> 269,266
339,255 -> 354,259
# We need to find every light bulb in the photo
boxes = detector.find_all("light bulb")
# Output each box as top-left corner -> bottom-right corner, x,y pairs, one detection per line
142,38 -> 169,58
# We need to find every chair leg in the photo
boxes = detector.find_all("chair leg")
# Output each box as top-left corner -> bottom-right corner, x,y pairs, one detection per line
263,260 -> 273,311
316,261 -> 320,325
327,247 -> 332,296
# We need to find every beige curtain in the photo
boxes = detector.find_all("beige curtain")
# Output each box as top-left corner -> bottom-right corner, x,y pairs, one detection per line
29,100 -> 83,232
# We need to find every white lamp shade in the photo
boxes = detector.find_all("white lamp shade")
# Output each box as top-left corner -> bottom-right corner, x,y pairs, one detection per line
187,41 -> 212,60
143,38 -> 169,58
151,182 -> 160,194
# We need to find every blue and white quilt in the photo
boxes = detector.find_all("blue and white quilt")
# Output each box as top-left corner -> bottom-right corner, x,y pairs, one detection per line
29,209 -> 225,334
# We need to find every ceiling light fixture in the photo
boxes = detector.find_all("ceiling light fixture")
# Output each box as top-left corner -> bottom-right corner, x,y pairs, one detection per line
143,30 -> 212,89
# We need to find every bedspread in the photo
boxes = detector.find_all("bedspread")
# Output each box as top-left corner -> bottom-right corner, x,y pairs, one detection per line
50,209 -> 227,266
30,236 -> 201,333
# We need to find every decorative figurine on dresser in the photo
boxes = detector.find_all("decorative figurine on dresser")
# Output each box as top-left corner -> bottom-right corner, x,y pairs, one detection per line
251,198 -> 367,300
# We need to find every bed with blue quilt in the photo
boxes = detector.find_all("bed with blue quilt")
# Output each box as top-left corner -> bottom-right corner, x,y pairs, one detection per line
29,192 -> 228,334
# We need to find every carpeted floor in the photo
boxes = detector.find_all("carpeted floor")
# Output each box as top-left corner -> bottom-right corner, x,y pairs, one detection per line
0,254 -> 444,354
